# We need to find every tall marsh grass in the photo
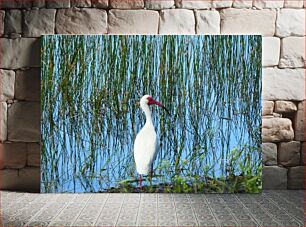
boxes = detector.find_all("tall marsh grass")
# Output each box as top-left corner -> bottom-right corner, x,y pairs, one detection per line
41,35 -> 261,193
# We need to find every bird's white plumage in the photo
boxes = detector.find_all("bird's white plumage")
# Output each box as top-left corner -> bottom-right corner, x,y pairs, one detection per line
134,123 -> 157,175
134,95 -> 158,175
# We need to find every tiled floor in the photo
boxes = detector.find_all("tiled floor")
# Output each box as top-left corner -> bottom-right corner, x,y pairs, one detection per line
1,190 -> 304,226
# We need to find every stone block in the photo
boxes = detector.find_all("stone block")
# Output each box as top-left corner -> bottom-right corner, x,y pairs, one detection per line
109,10 -> 159,34
274,101 -> 297,113
56,8 -> 107,34
46,0 -> 70,8
0,0 -> 32,9
262,68 -> 305,101
0,69 -> 15,102
32,0 -> 46,8
110,0 -> 144,8
8,102 -> 40,142
159,9 -> 195,34
301,142 -> 305,165
262,37 -> 280,67
288,166 -> 304,189
15,68 -> 40,101
232,0 -> 253,8
212,0 -> 232,8
276,9 -> 305,37
262,118 -> 294,142
262,101 -> 274,116
175,0 -> 212,8
0,143 -> 27,169
0,167 -> 40,192
145,0 -> 175,9
0,38 -> 40,69
278,141 -> 301,166
220,9 -> 276,36
0,102 -> 7,142
91,0 -> 108,8
4,10 -> 22,34
27,143 -> 40,167
0,10 -> 4,35
71,0 -> 91,7
284,0 -> 304,8
273,112 -> 282,118
253,0 -> 284,8
262,143 -> 277,166
195,10 -> 220,34
280,37 -> 305,68
263,166 -> 287,189
23,9 -> 56,37
294,101 -> 305,141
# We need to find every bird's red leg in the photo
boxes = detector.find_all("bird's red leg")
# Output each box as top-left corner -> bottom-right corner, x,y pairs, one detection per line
139,174 -> 142,190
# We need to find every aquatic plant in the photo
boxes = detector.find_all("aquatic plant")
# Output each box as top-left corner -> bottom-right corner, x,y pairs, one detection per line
41,35 -> 261,193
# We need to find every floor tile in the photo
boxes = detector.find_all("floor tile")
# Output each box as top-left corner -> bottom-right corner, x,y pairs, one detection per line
0,190 -> 303,227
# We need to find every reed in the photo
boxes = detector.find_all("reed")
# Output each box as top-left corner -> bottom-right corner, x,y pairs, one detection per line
41,35 -> 262,193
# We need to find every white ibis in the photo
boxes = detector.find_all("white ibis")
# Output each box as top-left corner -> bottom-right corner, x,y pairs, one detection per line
134,95 -> 169,190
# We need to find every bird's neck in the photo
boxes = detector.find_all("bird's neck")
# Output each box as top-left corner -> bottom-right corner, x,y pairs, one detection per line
142,105 -> 153,126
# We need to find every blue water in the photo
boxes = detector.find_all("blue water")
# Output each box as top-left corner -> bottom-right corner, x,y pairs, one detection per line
41,35 -> 262,193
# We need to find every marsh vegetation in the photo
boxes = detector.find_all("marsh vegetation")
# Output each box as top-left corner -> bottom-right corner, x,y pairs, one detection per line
41,35 -> 261,193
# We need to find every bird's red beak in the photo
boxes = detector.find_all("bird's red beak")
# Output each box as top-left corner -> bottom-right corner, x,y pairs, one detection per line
148,97 -> 169,114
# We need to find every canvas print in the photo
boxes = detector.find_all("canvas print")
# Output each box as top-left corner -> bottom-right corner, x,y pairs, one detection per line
41,35 -> 262,193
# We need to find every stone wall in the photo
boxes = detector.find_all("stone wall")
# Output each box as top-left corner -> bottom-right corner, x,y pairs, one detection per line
0,0 -> 304,192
